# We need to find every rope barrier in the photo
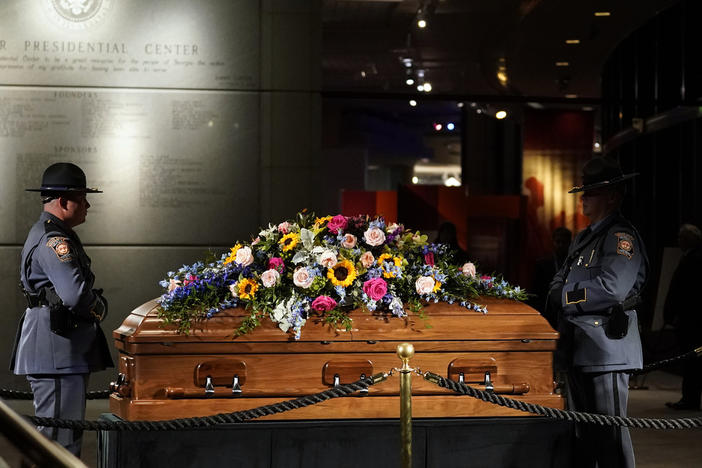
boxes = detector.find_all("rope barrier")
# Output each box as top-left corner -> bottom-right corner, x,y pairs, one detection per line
421,371 -> 702,430
21,373 -> 387,432
631,345 -> 702,375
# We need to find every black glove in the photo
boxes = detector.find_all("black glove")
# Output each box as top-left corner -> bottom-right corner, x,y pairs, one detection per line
91,289 -> 108,322
547,286 -> 563,314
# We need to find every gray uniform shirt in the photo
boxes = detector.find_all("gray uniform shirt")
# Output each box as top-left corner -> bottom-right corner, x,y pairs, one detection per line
550,214 -> 648,372
12,211 -> 112,374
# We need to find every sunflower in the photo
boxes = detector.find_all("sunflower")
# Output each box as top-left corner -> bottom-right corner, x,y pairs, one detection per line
327,258 -> 357,287
279,233 -> 300,252
237,278 -> 259,300
377,253 -> 402,278
223,243 -> 243,265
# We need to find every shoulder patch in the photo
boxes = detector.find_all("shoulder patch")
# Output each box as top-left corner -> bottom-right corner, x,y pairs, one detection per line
46,237 -> 73,262
614,232 -> 634,259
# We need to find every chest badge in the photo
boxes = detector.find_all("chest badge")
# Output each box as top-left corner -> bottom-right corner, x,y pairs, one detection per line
577,256 -> 583,266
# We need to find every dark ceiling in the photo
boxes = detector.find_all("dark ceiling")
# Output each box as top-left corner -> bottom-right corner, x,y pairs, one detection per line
322,0 -> 680,102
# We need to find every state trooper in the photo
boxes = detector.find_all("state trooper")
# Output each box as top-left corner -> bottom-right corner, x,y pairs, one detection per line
548,157 -> 648,468
11,162 -> 113,456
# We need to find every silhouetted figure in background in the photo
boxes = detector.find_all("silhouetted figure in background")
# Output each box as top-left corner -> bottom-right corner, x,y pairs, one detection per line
663,223 -> 702,411
435,221 -> 469,265
529,226 -> 572,326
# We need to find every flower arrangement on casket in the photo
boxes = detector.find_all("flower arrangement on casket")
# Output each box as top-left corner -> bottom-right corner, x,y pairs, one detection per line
157,212 -> 527,339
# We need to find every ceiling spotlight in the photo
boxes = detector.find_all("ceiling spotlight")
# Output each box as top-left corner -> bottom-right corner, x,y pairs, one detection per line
457,102 -> 464,108
412,176 -> 419,184
594,142 -> 601,149
555,61 -> 569,67
409,99 -> 417,107
446,122 -> 455,131
423,82 -> 432,92
361,70 -> 366,78
417,84 -> 425,91
401,57 -> 413,68
495,110 -> 507,119
565,39 -> 580,44
416,7 -> 428,28
433,123 -> 442,131
476,109 -> 482,114
594,12 -> 611,17
406,78 -> 415,85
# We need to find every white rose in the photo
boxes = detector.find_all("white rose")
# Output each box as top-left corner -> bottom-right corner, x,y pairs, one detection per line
293,267 -> 314,288
363,227 -> 386,246
319,250 -> 338,268
387,223 -> 400,232
461,262 -> 476,278
415,276 -> 436,295
261,269 -> 280,288
360,251 -> 375,268
341,233 -> 357,249
235,246 -> 254,267
229,283 -> 238,297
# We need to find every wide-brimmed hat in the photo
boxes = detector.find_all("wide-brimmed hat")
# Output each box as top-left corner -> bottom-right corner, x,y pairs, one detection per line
568,157 -> 638,193
26,162 -> 102,193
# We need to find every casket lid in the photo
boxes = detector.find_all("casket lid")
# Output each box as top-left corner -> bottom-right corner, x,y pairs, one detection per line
114,297 -> 557,344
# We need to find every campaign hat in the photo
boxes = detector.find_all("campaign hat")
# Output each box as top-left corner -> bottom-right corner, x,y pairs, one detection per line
568,157 -> 638,193
26,162 -> 102,193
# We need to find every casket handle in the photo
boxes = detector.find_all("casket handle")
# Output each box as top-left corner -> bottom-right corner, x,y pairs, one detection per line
322,360 -> 374,386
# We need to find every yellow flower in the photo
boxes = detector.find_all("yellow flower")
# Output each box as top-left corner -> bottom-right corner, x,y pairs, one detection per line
223,243 -> 242,265
315,216 -> 332,225
279,233 -> 300,252
238,278 -> 259,300
433,280 -> 442,293
377,253 -> 402,278
327,258 -> 357,287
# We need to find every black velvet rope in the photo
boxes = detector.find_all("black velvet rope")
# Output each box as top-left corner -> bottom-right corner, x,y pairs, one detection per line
22,377 -> 376,431
423,372 -> 702,430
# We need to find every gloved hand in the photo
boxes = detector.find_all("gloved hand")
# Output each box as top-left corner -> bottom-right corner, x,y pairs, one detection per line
91,289 -> 108,322
547,286 -> 563,315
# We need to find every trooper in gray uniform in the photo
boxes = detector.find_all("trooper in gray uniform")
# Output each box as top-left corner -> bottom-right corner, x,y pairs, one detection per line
548,157 -> 648,468
11,162 -> 113,456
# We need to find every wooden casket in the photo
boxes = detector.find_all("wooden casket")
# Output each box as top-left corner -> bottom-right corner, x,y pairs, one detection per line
110,297 -> 563,421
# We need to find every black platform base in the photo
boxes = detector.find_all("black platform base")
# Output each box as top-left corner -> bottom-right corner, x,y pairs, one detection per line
98,416 -> 574,468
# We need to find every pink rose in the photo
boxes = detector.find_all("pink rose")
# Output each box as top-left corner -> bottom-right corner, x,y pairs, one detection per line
183,274 -> 197,286
319,250 -> 338,268
461,262 -> 476,278
360,251 -> 375,268
424,252 -> 435,266
268,257 -> 285,273
311,295 -> 337,312
277,221 -> 291,234
261,269 -> 280,288
327,215 -> 348,234
235,246 -> 254,267
363,278 -> 388,301
415,276 -> 436,295
293,267 -> 314,288
341,233 -> 357,249
363,227 -> 386,246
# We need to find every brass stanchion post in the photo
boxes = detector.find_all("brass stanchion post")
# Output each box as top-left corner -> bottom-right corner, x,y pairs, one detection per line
397,342 -> 415,468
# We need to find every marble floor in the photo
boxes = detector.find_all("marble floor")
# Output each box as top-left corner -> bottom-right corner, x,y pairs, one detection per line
1,370 -> 700,467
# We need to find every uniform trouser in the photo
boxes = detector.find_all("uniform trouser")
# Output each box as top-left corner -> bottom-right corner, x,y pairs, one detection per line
567,370 -> 634,468
27,374 -> 88,457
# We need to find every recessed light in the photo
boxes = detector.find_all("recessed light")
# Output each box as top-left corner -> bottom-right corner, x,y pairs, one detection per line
406,78 -> 415,85
423,82 -> 432,92
409,100 -> 417,107
555,61 -> 570,67
565,39 -> 580,44
495,110 -> 507,119
594,12 -> 610,17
